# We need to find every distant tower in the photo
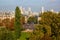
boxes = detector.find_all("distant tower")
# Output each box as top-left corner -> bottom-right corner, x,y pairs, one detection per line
28,7 -> 32,17
20,6 -> 23,14
42,6 -> 44,13
28,7 -> 31,12
23,8 -> 25,14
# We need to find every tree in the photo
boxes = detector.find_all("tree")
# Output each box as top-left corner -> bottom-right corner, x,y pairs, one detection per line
29,11 -> 60,40
14,6 -> 22,39
27,16 -> 38,24
39,11 -> 60,40
9,18 -> 15,30
0,19 -> 3,26
2,18 -> 10,29
20,16 -> 25,24
29,24 -> 44,40
0,27 -> 15,40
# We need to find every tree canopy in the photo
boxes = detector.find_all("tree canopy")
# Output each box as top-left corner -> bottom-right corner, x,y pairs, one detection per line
29,11 -> 60,40
14,6 -> 22,39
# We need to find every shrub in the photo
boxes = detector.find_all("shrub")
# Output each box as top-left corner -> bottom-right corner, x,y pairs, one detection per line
0,27 -> 15,40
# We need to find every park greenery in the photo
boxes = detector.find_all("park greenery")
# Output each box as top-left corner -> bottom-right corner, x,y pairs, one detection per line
29,11 -> 60,40
0,6 -> 60,40
14,6 -> 22,39
27,16 -> 38,24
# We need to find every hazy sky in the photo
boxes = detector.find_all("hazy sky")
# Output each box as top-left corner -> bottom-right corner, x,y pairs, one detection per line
0,0 -> 60,12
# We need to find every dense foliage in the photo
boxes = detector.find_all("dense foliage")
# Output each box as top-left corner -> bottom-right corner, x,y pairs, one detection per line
27,16 -> 38,24
14,6 -> 22,39
0,6 -> 60,40
29,11 -> 60,40
0,27 -> 15,40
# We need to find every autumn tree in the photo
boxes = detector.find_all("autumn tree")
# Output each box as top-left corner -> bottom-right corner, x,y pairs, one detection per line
29,11 -> 60,40
20,16 -> 25,24
9,18 -> 15,30
2,18 -> 10,29
39,11 -> 60,40
0,19 -> 3,26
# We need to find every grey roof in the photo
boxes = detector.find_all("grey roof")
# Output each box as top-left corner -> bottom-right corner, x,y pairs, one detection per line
23,23 -> 35,30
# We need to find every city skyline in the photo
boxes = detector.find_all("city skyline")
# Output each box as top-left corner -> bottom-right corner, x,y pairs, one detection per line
0,0 -> 60,12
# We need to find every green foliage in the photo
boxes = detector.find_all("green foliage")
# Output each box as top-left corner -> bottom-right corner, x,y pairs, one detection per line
19,32 -> 31,40
29,23 -> 51,40
40,34 -> 52,40
39,11 -> 60,40
14,6 -> 22,39
27,16 -> 38,24
0,27 -> 14,40
29,24 -> 44,40
29,11 -> 60,40
52,35 -> 56,40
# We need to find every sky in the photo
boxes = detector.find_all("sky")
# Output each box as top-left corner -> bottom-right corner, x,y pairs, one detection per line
0,0 -> 60,12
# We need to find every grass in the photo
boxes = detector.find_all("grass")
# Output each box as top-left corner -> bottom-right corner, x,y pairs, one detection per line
19,32 -> 31,40
12,31 -> 31,40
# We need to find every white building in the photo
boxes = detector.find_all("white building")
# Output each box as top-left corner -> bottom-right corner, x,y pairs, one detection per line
0,11 -> 15,20
42,6 -> 44,13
